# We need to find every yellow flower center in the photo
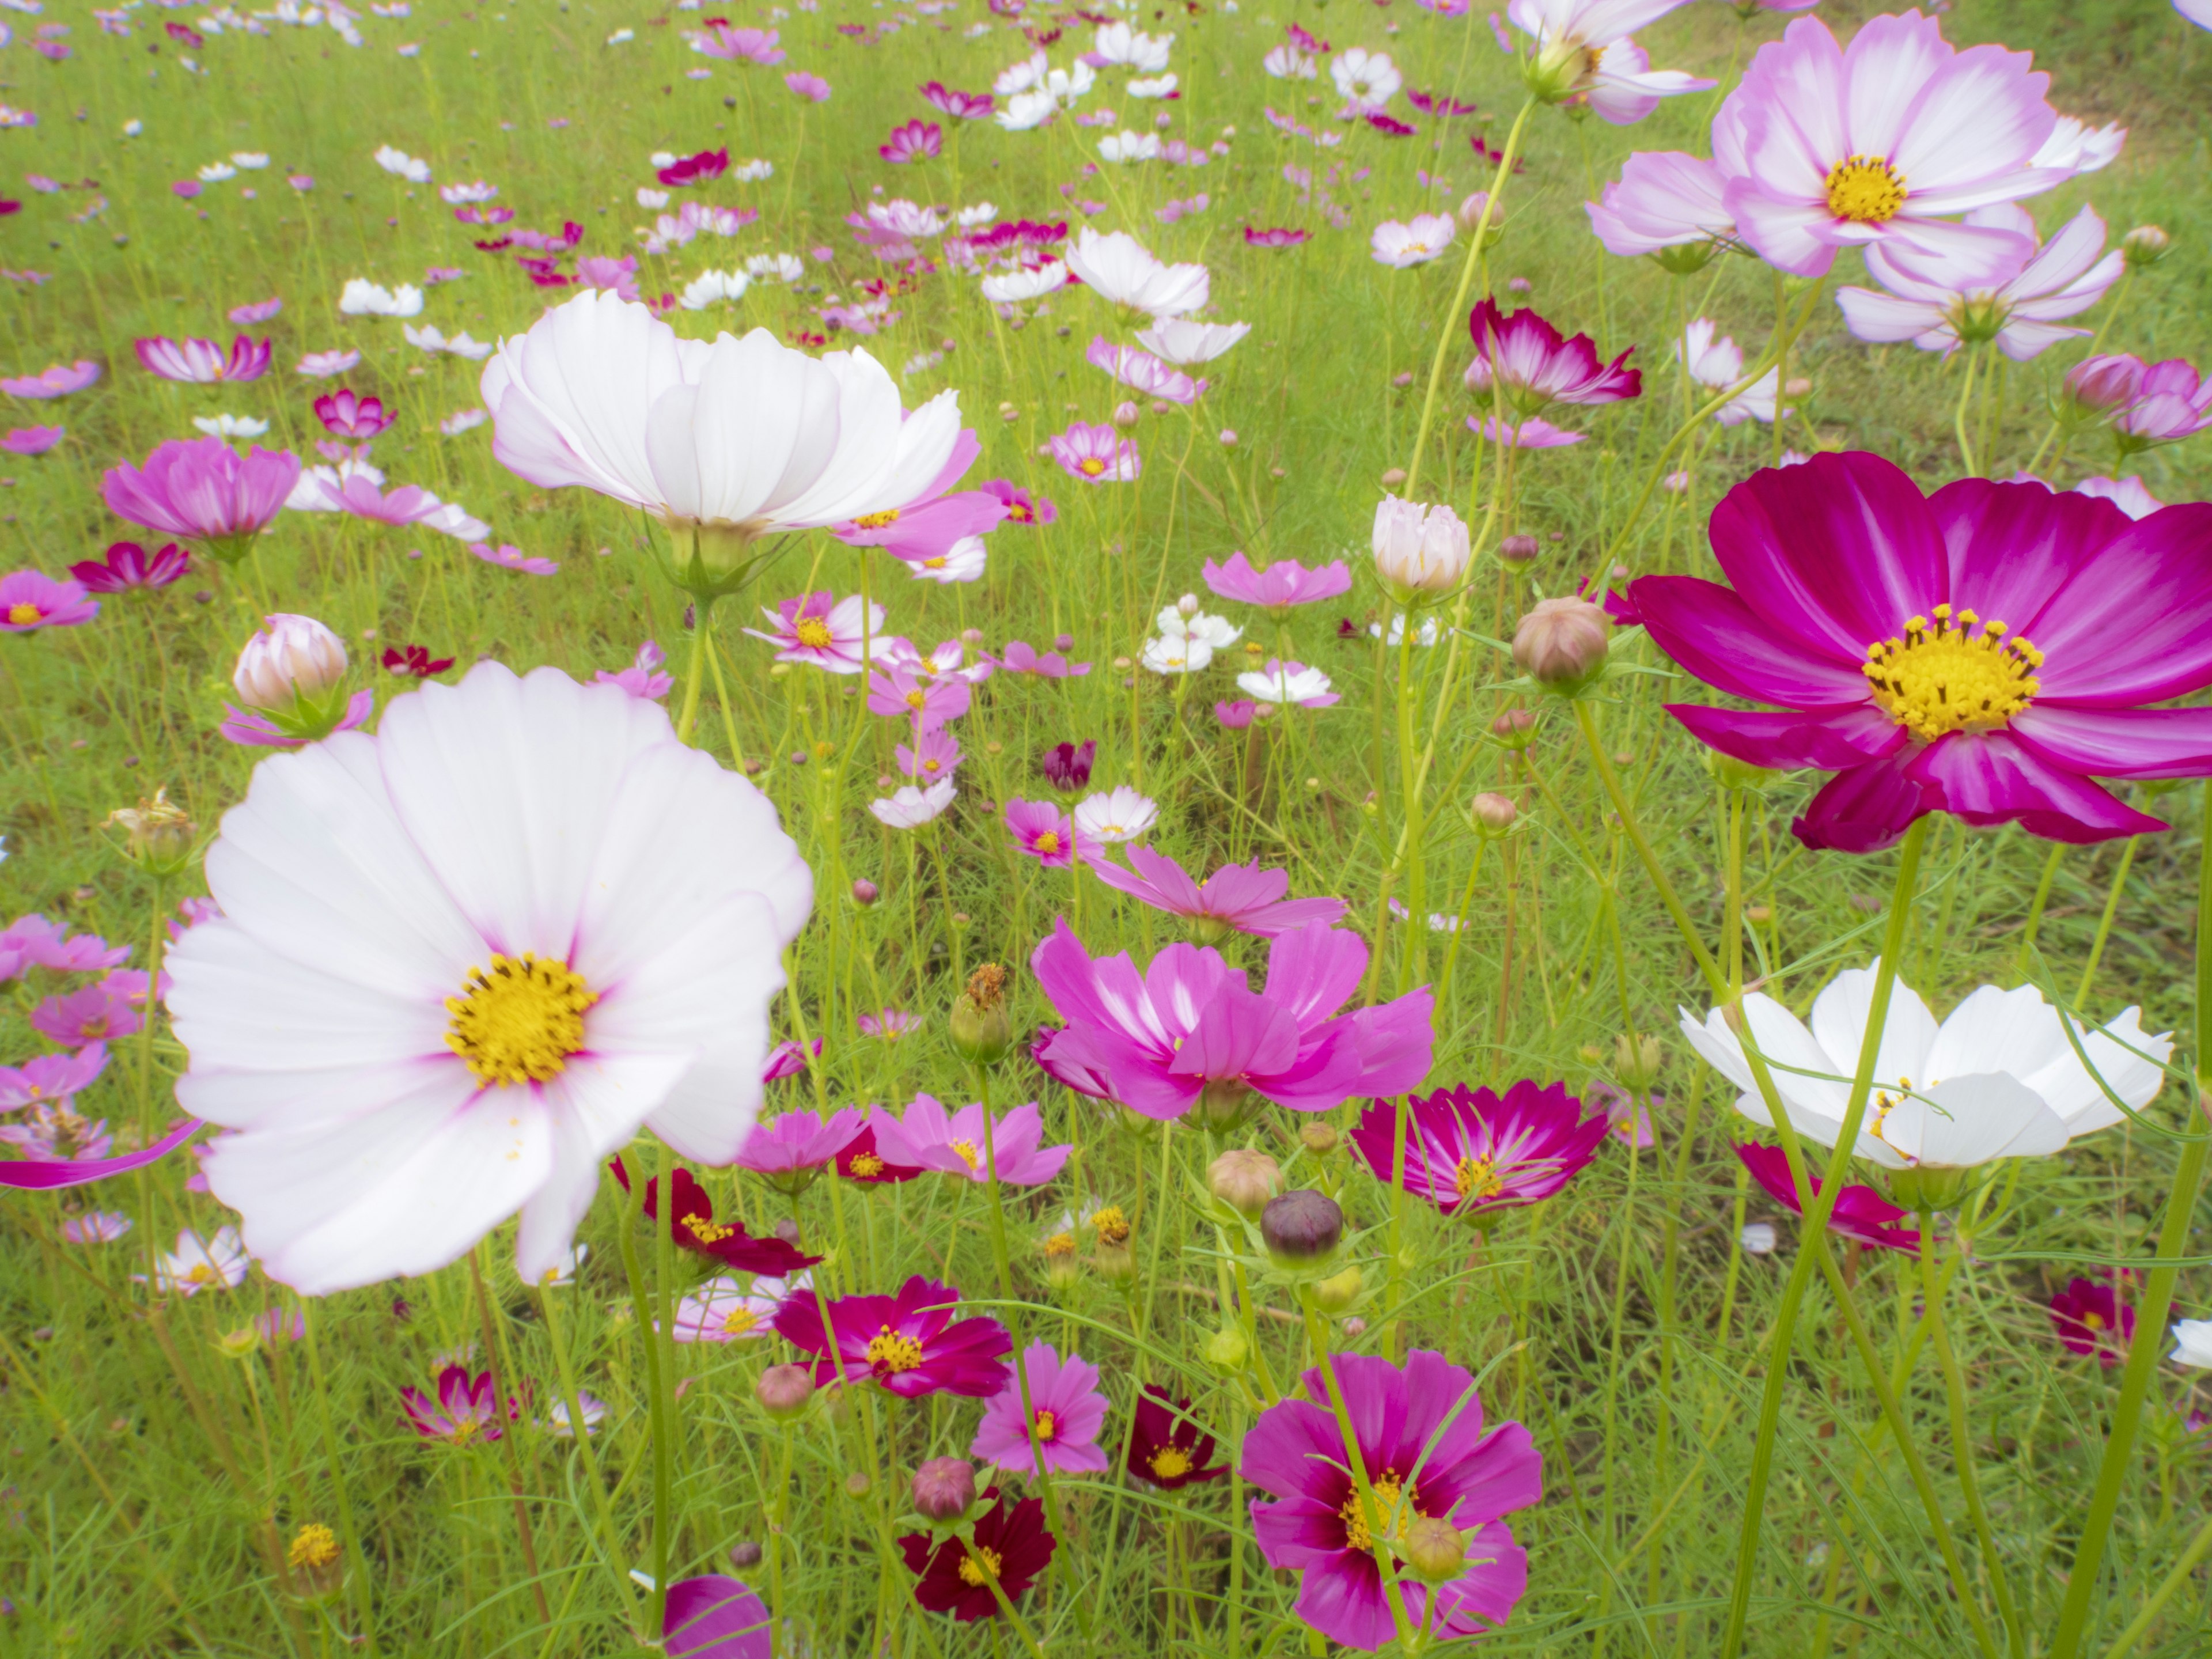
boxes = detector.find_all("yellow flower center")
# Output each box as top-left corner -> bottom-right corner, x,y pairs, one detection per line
451,1418 -> 482,1444
185,1263 -> 215,1285
1400,242 -> 1429,257
849,1152 -> 885,1177
1009,503 -> 1033,522
1824,154 -> 1908,224
1090,1205 -> 1130,1246
853,508 -> 900,529
6,602 -> 41,626
2084,1311 -> 2105,1330
722,1306 -> 759,1335
1149,1445 -> 1193,1480
688,1217 -> 737,1244
906,688 -> 927,710
1340,1474 -> 1417,1552
950,1138 -> 982,1172
866,1324 -> 925,1373
1044,1230 -> 1077,1257
1079,457 -> 1106,476
794,617 -> 836,649
444,953 -> 597,1088
1033,1410 -> 1058,1442
1863,605 -> 2042,743
923,556 -> 947,570
1033,831 -> 1062,855
287,1523 -> 340,1571
1455,1155 -> 1504,1201
957,1545 -> 1003,1587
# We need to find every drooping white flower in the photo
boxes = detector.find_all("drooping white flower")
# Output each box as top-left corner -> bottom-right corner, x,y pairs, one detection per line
1128,74 -> 1179,100
1074,786 -> 1159,844
1155,603 -> 1242,650
745,252 -> 807,283
980,261 -> 1070,304
1093,21 -> 1173,73
166,662 -> 814,1294
373,143 -> 432,183
340,278 -> 425,318
1099,129 -> 1162,164
1680,963 -> 2172,1172
1062,228 -> 1209,317
871,777 -> 957,828
194,413 -> 272,438
1135,317 -> 1249,365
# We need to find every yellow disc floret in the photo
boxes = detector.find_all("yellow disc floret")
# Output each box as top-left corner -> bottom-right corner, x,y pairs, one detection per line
1149,1446 -> 1194,1480
1340,1474 -> 1418,1552
445,953 -> 597,1087
1825,154 -> 1908,223
1454,1155 -> 1505,1202
957,1546 -> 1003,1586
853,508 -> 901,529
1863,605 -> 2042,743
287,1522 -> 341,1572
866,1325 -> 925,1373
794,617 -> 836,649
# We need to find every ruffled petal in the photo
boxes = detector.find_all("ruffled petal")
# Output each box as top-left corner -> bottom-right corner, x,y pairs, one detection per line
1791,752 -> 1938,852
1906,731 -> 2167,843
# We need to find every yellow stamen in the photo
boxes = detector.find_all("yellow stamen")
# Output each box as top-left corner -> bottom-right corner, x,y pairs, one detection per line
957,1545 -> 1003,1586
1863,609 -> 2041,743
6,603 -> 42,626
849,1152 -> 886,1177
1044,1231 -> 1077,1257
1033,830 -> 1062,855
853,508 -> 900,529
1454,1155 -> 1505,1201
287,1523 -> 340,1571
950,1138 -> 982,1172
687,1217 -> 737,1244
1340,1474 -> 1416,1552
1079,457 -> 1106,477
184,1263 -> 216,1285
794,617 -> 836,649
1825,154 -> 1908,224
445,953 -> 597,1088
1090,1205 -> 1130,1247
721,1306 -> 759,1335
866,1324 -> 925,1373
1033,1409 -> 1058,1442
1150,1446 -> 1194,1480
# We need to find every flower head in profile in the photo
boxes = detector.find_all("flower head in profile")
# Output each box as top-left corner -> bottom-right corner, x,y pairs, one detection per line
868,1095 -> 1073,1185
1202,552 -> 1351,613
1352,1082 -> 1608,1223
1675,319 -> 1782,425
981,480 -> 1056,527
0,1046 -> 109,1113
69,541 -> 190,594
1128,1387 -> 1228,1488
165,663 -> 813,1295
1512,0 -> 1713,124
1681,961 -> 2171,1171
872,778 -> 958,829
880,119 -> 942,164
315,388 -> 394,439
672,1272 -> 808,1343
2050,1276 -> 2134,1368
1632,453 -> 2212,850
1062,228 -> 1209,316
1074,786 -> 1158,845
1734,1143 -> 1920,1253
1087,847 -> 1346,939
971,1342 -> 1110,1475
772,1274 -> 1013,1397
898,1489 -> 1055,1622
733,1107 -> 865,1192
1588,151 -> 1736,266
1,571 -> 97,632
1238,659 -> 1338,710
1245,1349 -> 1540,1652
151,1226 -> 250,1296
102,437 -> 300,560
1466,300 -> 1641,416
401,1365 -> 509,1444
134,335 -> 271,384
0,359 -> 99,399
609,1157 -> 823,1274
1836,205 -> 2122,362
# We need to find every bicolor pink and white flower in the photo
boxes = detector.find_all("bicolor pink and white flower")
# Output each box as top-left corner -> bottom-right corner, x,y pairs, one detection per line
1370,214 -> 1455,267
745,592 -> 892,674
1050,422 -> 1141,483
1675,319 -> 1783,425
1467,300 -> 1642,414
1510,0 -> 1712,124
134,335 -> 271,384
1836,204 -> 2122,361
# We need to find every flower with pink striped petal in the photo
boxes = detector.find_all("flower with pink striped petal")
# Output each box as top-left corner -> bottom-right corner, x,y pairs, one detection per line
134,334 -> 271,384
1465,299 -> 1641,415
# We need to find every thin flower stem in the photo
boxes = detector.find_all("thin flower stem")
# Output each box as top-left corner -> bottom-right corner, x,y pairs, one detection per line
1571,701 -> 1724,994
298,1300 -> 381,1657
962,1536 -> 1050,1659
2074,835 -> 2139,1006
700,605 -> 747,770
468,1247 -> 551,1627
2016,840 -> 2067,976
1953,344 -> 1985,476
611,1152 -> 668,1633
2046,782 -> 2212,1659
676,592 -> 712,745
534,1279 -> 636,1618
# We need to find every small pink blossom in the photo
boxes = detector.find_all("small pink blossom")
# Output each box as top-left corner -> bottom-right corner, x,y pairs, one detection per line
0,570 -> 97,631
1004,797 -> 1099,869
593,639 -> 672,699
469,541 -> 559,576
785,70 -> 832,101
1049,422 -> 1140,484
971,1343 -> 1111,1475
745,592 -> 891,673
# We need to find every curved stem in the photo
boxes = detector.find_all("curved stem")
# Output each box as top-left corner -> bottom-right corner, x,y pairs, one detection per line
1921,1225 -> 2024,1659
1954,344 -> 1984,477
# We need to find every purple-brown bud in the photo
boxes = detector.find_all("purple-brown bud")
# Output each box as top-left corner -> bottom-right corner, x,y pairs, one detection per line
1489,708 -> 1539,750
756,1364 -> 815,1421
1512,597 -> 1612,695
911,1457 -> 976,1521
1497,533 -> 1539,566
851,878 -> 880,907
1262,1190 -> 1343,1266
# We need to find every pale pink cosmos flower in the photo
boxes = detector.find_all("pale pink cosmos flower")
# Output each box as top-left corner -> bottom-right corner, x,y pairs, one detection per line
0,1046 -> 109,1112
858,1009 -> 925,1041
1328,47 -> 1402,115
228,297 -> 283,324
286,463 -> 491,541
1050,422 -> 1141,483
1074,786 -> 1158,844
1237,659 -> 1339,709
693,22 -> 785,62
1587,151 -> 1734,262
1370,213 -> 1455,267
900,535 -> 988,584
869,1094 -> 1073,1185
2069,475 -> 2163,520
972,1342 -> 1111,1475
1005,798 -> 1100,869
672,1273 -> 808,1342
297,350 -> 362,378
1086,338 -> 1201,403
1836,204 -> 2123,362
469,541 -> 559,576
1203,552 -> 1351,612
0,359 -> 100,398
1088,847 -> 1347,938
593,639 -> 673,699
134,335 -> 271,384
745,592 -> 892,674
1470,413 -> 1587,448
870,779 -> 957,829
897,728 -> 963,782
736,1108 -> 865,1184
1674,319 -> 1783,425
991,639 -> 1091,677
1509,0 -> 1712,123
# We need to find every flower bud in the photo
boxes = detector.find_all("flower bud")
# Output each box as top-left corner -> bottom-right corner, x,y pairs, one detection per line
286,1522 -> 346,1601
1042,1226 -> 1081,1289
1379,467 -> 1407,487
1403,1517 -> 1467,1583
2120,224 -> 2171,268
1204,1324 -> 1249,1374
844,1471 -> 872,1499
1176,592 -> 1200,617
1512,597 -> 1612,696
851,878 -> 880,906
1192,1077 -> 1260,1132
949,964 -> 1014,1065
1455,190 -> 1494,238
1471,791 -> 1518,834
1372,495 -> 1471,601
1208,1149 -> 1279,1219
756,1363 -> 816,1421
233,613 -> 347,710
729,1540 -> 764,1569
105,787 -> 197,871
1488,709 -> 1539,751
911,1457 -> 976,1521
1112,400 -> 1141,429
1298,1122 -> 1339,1157
1093,1239 -> 1138,1281
1262,1190 -> 1343,1267
1613,1033 -> 1663,1090
1314,1264 -> 1363,1313
1497,533 -> 1539,566
2063,354 -> 2142,416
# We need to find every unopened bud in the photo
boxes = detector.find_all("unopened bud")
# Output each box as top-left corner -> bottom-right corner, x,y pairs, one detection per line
1262,1190 -> 1343,1267
2064,354 -> 2142,416
949,963 -> 1014,1065
1513,597 -> 1612,695
851,878 -> 880,906
1298,1122 -> 1339,1157
2121,224 -> 2171,267
1704,749 -> 1777,791
1204,1324 -> 1249,1374
1497,533 -> 1539,566
729,1541 -> 764,1569
1613,1033 -> 1663,1090
1784,377 -> 1812,398
1372,495 -> 1471,600
105,787 -> 196,870
1379,467 -> 1408,487
1471,791 -> 1518,833
1315,1264 -> 1363,1313
233,613 -> 348,710
1209,1149 -> 1279,1218
844,1471 -> 872,1499
1193,1077 -> 1259,1132
1112,400 -> 1141,429
1176,593 -> 1200,617
1403,1517 -> 1467,1582
1488,708 -> 1539,750
756,1364 -> 815,1421
911,1457 -> 976,1521
1455,190 -> 1494,238
1093,1239 -> 1138,1281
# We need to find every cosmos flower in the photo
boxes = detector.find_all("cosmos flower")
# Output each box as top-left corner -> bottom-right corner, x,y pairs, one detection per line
1,570 -> 97,632
1237,659 -> 1339,709
1244,225 -> 1312,248
1245,1349 -> 1540,1652
287,465 -> 491,542
880,119 -> 942,164
979,260 -> 1070,304
0,359 -> 100,398
858,1009 -> 925,1041
1003,797 -> 1097,869
991,639 -> 1088,677
1062,228 -> 1210,315
1352,1082 -> 1608,1222
2050,1277 -> 2134,1368
898,1490 -> 1054,1622
836,1123 -> 926,1185
1680,961 -> 2171,1171
971,1343 -> 1111,1477
151,1226 -> 251,1297
1,425 -> 61,456
1048,421 -> 1141,483
871,779 -> 958,830
922,81 -> 993,119
313,388 -> 395,440
1136,318 -> 1251,364
1,916 -> 131,978
401,1365 -> 509,1444
671,1273 -> 808,1343
609,1158 -> 821,1274
772,1274 -> 1013,1397
1328,46 -> 1402,115
692,22 -> 784,62
338,280 -> 425,318
1086,339 -> 1200,403
733,1107 -> 865,1190
134,335 -> 271,384
1631,453 -> 2212,850
1587,151 -> 1736,263
1086,848 -> 1346,937
1038,741 -> 1095,792
981,480 -> 1056,527
1835,204 -> 2123,361
1734,1143 -> 1920,1253
1675,319 -> 1782,425
1128,1387 -> 1228,1488
745,592 -> 892,674
868,1096 -> 1073,1186
103,437 -> 300,559
1370,214 -> 1456,267
0,1046 -> 109,1111
164,662 -> 813,1295
1073,786 -> 1158,844
1465,300 -> 1641,415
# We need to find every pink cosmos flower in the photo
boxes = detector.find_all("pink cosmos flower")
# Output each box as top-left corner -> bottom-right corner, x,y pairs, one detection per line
868,661 -> 972,732
1465,299 -> 1641,415
2069,476 -> 2164,520
297,350 -> 361,378
1088,847 -> 1348,938
1836,204 -> 2123,362
2111,359 -> 2212,452
1469,414 -> 1586,448
1215,700 -> 1257,728
922,82 -> 993,119
469,542 -> 559,576
1049,422 -> 1141,483
1004,798 -> 1099,869
314,388 -> 393,439
103,437 -> 300,555
1587,151 -> 1734,263
1631,452 -> 2212,851
982,480 -> 1056,527
832,432 -> 1006,561
1,571 -> 97,631
897,728 -> 963,782
288,465 -> 491,541
1031,919 -> 1433,1119
1,916 -> 130,977
694,22 -> 784,63
868,1096 -> 1073,1186
61,1213 -> 133,1244
69,541 -> 190,593
734,1107 -> 866,1189
858,1008 -> 924,1041
1734,1143 -> 1920,1254
2,425 -> 61,456
745,592 -> 891,674
1245,1349 -> 1540,1652
1086,338 -> 1201,403
0,359 -> 99,398
1370,214 -> 1455,267
1352,1082 -> 1608,1222
991,639 -> 1090,677
772,1275 -> 1014,1397
2050,1275 -> 2134,1368
762,1038 -> 820,1082
401,1365 -> 510,1444
1244,226 -> 1310,248
31,974 -> 150,1047
134,335 -> 271,384
1675,320 -> 1783,425
786,70 -> 832,101
0,1045 -> 109,1112
672,1273 -> 805,1342
880,120 -> 943,165
1714,11 -> 2068,282
971,1343 -> 1110,1475
575,255 -> 641,301
593,639 -> 673,700
229,297 -> 283,324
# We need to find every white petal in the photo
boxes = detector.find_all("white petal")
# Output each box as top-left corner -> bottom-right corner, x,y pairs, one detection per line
1810,964 -> 1939,1091
1877,1074 -> 2069,1167
1925,983 -> 2067,1081
516,1050 -> 694,1280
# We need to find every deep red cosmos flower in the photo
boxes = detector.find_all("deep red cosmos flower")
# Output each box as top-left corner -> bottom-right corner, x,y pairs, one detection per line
1631,453 -> 2212,851
382,643 -> 456,679
1734,1143 -> 1919,1255
897,1489 -> 1054,1622
1038,740 -> 1095,791
2050,1275 -> 2135,1368
834,1123 -> 926,1185
608,1158 -> 820,1274
772,1275 -> 1012,1397
1127,1386 -> 1228,1490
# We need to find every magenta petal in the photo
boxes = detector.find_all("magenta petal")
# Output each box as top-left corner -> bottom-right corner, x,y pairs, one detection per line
1259,923 -> 1368,1027
1341,992 -> 1435,1099
0,1115 -> 200,1189
1290,1546 -> 1400,1653
1430,1524 -> 1529,1634
1665,702 -> 1905,770
1172,982 -> 1304,1081
1906,732 -> 2166,844
2014,504 -> 2212,704
664,1576 -> 772,1659
2012,705 -> 2212,781
1633,575 -> 1869,704
1926,476 -> 2130,641
1790,752 -> 1937,853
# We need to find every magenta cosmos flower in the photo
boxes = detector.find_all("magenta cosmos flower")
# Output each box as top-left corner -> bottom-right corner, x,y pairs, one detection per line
1031,919 -> 1432,1120
733,1106 -> 864,1194
102,437 -> 301,560
922,82 -> 994,119
745,592 -> 891,674
1465,300 -> 1641,416
1715,11 -> 2067,282
981,479 -> 1056,527
971,1342 -> 1111,1475
2051,1275 -> 2136,1367
1245,226 -> 1310,248
1351,1082 -> 1607,1223
1049,422 -> 1141,484
772,1274 -> 1013,1397
880,119 -> 942,164
658,148 -> 729,187
134,335 -> 272,384
1734,1143 -> 1919,1254
1086,846 -> 1347,938
1203,552 -> 1353,612
868,1094 -> 1073,1185
315,388 -> 394,439
1245,1349 -> 1541,1652
69,541 -> 190,593
1631,452 -> 2212,851
1,571 -> 97,631
1003,797 -> 1099,869
2,426 -> 63,457
401,1364 -> 510,1444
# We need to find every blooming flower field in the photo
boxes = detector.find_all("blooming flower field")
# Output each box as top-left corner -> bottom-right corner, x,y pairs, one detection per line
3,0 -> 2212,1653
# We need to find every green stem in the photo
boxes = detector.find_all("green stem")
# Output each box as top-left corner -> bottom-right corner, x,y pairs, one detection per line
675,592 -> 712,745
2016,840 -> 2067,976
1922,1224 -> 2025,1659
301,1300 -> 380,1656
2074,836 -> 2139,1006
1298,1292 -> 1419,1652
1954,344 -> 1984,477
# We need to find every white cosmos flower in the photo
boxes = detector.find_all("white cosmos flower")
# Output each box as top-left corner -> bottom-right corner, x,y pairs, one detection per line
1679,962 -> 2172,1172
871,777 -> 957,828
1155,603 -> 1241,650
995,89 -> 1059,131
479,290 -> 963,551
405,322 -> 494,360
671,1271 -> 808,1341
1135,317 -> 1249,364
679,269 -> 752,309
2032,115 -> 2126,175
1264,44 -> 1317,79
1063,228 -> 1210,317
1093,21 -> 1173,73
2171,1320 -> 2212,1369
956,202 -> 998,228
1042,62 -> 1097,104
143,1227 -> 251,1295
230,152 -> 271,169
194,413 -> 272,438
1141,635 -> 1213,675
745,252 -> 807,283
166,662 -> 814,1294
340,278 -> 425,317
1328,46 -> 1402,113
373,144 -> 432,183
198,162 -> 239,183
1099,129 -> 1162,164
1370,214 -> 1456,268
1074,785 -> 1158,843
637,186 -> 672,209
1128,74 -> 1179,99
980,261 -> 1070,304
993,49 -> 1049,95
904,535 -> 987,583
1237,660 -> 1335,706
1675,319 -> 1782,425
